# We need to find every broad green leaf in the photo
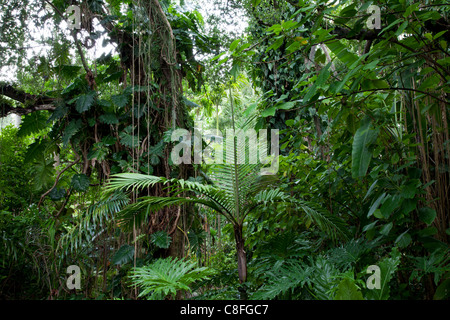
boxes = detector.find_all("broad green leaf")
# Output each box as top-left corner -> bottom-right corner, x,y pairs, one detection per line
363,59 -> 380,71
119,132 -> 140,148
251,0 -> 262,8
32,159 -> 55,191
48,187 -> 66,201
395,230 -> 412,248
404,3 -> 419,18
335,65 -> 363,94
24,139 -> 48,163
380,222 -> 393,236
362,221 -> 378,232
434,278 -> 450,300
352,118 -> 379,178
151,231 -> 172,249
112,244 -> 135,265
102,71 -> 122,83
379,18 -> 403,36
99,113 -> 119,125
380,195 -> 401,219
261,106 -> 277,117
334,278 -> 364,300
363,179 -> 378,201
281,20 -> 298,30
316,62 -> 331,87
243,103 -> 258,117
433,30 -> 447,40
418,207 -> 437,225
111,93 -> 129,108
286,41 -> 302,53
367,193 -> 386,218
211,51 -> 227,61
326,40 -> 359,67
365,248 -> 401,300
395,21 -> 409,37
71,173 -> 90,192
47,103 -> 69,122
229,39 -> 241,51
276,101 -> 295,110
230,63 -> 240,80
75,91 -> 96,113
17,112 -> 48,137
61,77 -> 86,95
61,119 -> 82,147
266,36 -> 284,52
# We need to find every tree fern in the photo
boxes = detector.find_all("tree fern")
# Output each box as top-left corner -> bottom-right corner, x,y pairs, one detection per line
105,86 -> 348,285
130,257 -> 215,300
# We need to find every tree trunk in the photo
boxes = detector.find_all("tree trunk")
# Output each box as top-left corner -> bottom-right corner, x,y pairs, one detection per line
234,224 -> 247,284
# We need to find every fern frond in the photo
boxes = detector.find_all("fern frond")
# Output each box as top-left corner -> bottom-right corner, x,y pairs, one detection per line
116,195 -> 232,230
57,191 -> 129,255
130,257 -> 215,299
105,173 -> 167,193
296,200 -> 350,242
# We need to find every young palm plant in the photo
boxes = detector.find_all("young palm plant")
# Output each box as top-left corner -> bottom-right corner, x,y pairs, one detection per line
105,89 -> 349,290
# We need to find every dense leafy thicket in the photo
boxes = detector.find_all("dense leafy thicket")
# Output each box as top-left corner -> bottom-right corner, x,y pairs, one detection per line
0,0 -> 449,301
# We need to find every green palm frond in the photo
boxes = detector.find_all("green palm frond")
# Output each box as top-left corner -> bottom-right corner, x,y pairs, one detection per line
117,195 -> 229,230
130,257 -> 215,299
105,171 -> 348,241
106,173 -> 243,227
58,191 -> 129,255
105,173 -> 167,193
296,200 -> 350,242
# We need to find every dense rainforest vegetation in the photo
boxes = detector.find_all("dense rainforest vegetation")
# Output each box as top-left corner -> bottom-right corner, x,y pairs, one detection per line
0,0 -> 449,301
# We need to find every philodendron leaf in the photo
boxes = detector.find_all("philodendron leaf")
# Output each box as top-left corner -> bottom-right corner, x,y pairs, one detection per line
334,278 -> 364,300
112,244 -> 135,265
71,173 -> 90,192
352,118 -> 379,178
99,113 -> 119,125
151,231 -> 171,249
365,247 -> 401,300
111,93 -> 129,108
17,112 -> 48,137
75,91 -> 96,113
61,119 -> 82,147
48,187 -> 66,201
418,207 -> 437,225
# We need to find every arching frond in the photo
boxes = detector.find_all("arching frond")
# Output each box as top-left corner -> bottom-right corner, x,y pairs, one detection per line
296,200 -> 350,242
57,190 -> 129,256
116,195 -> 235,231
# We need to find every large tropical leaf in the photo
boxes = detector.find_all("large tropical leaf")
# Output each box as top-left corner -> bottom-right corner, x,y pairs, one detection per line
251,260 -> 313,300
364,247 -> 401,300
112,244 -> 135,265
351,117 -> 379,178
334,278 -> 364,300
75,91 -> 96,113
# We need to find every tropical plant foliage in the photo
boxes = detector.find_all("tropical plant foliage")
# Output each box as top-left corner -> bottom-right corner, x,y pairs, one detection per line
0,0 -> 449,302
